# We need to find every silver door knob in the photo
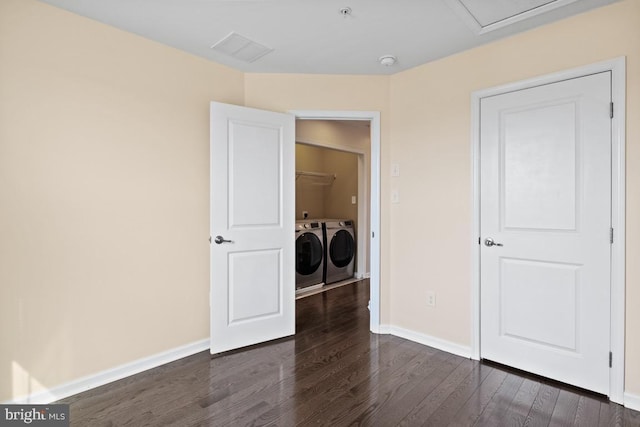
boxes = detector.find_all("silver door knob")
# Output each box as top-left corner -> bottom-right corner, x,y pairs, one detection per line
484,238 -> 503,247
214,235 -> 233,244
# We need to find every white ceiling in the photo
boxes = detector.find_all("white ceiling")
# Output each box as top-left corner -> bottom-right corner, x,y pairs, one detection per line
37,0 -> 618,75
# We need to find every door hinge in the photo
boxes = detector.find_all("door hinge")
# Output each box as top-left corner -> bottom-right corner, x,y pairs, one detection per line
609,351 -> 613,368
372,231 -> 375,238
610,102 -> 614,119
610,227 -> 614,244
209,236 -> 212,244
478,237 -> 481,245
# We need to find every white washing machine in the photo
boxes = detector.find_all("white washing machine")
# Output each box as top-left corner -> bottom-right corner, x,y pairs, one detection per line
324,219 -> 355,284
295,220 -> 325,290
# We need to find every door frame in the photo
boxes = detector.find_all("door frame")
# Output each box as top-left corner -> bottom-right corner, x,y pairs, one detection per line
291,110 -> 381,333
470,57 -> 626,403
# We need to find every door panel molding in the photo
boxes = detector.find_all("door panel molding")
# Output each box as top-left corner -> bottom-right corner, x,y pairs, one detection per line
470,57 -> 626,404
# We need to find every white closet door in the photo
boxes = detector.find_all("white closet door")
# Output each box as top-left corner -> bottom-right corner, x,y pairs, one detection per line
480,72 -> 612,394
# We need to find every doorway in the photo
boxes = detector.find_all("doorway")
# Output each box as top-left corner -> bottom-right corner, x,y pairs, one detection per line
210,106 -> 382,354
292,110 -> 381,332
295,120 -> 370,279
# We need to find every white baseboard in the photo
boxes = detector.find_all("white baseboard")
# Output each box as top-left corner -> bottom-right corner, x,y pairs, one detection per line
377,324 -> 392,334
380,324 -> 472,359
625,392 -> 640,411
6,339 -> 209,405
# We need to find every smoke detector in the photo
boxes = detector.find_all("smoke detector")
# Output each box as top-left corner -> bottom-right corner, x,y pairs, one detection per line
378,55 -> 397,67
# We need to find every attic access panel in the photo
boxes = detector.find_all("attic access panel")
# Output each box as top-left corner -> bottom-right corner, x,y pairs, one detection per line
446,0 -> 578,33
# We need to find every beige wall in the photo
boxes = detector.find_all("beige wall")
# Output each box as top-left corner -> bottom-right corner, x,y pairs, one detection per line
295,144 -> 359,223
0,0 -> 244,402
296,119 -> 371,222
295,144 -> 326,220
389,0 -> 640,395
296,120 -> 371,153
323,149 -> 358,223
4,0 -> 640,405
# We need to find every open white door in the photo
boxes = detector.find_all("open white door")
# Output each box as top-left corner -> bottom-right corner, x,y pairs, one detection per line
480,72 -> 612,394
210,102 -> 295,354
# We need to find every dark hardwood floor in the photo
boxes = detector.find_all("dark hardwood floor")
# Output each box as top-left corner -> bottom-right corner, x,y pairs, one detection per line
61,280 -> 640,426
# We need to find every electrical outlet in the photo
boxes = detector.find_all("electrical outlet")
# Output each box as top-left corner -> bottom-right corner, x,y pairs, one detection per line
351,195 -> 357,204
426,291 -> 436,307
302,211 -> 309,219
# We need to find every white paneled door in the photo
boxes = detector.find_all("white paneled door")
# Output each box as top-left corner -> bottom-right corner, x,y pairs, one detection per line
480,72 -> 612,394
210,102 -> 295,354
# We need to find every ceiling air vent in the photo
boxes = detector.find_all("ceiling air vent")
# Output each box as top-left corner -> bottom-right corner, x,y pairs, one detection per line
210,32 -> 273,63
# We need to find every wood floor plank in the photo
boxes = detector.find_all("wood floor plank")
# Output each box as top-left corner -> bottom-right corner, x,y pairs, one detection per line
599,400 -> 626,427
104,341 -> 300,425
548,389 -> 581,427
522,383 -> 560,427
144,289 -> 371,423
151,301 -> 376,424
261,335 -> 398,426
295,338 -> 426,426
471,373 -> 524,427
152,282 -> 376,426
397,359 -> 481,426
445,367 -> 509,427
497,377 -> 542,426
362,351 -> 464,425
212,334 -> 390,426
420,363 -> 495,426
625,407 -> 640,426
328,344 -> 448,426
259,340 -> 399,424
57,279 -> 640,427
574,395 -> 604,426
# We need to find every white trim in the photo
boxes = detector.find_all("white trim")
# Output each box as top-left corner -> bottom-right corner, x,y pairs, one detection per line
296,137 -> 365,155
444,0 -> 578,34
609,57 -> 626,405
470,57 -> 626,403
470,83 -> 481,362
378,324 -> 392,335
4,339 -> 209,405
291,110 -> 381,334
386,325 -> 472,359
624,392 -> 640,412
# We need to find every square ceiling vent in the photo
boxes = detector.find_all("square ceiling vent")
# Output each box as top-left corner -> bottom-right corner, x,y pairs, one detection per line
445,0 -> 578,34
210,32 -> 273,63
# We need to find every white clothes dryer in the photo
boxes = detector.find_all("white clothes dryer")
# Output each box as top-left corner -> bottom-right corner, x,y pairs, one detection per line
323,219 -> 355,284
295,220 -> 325,289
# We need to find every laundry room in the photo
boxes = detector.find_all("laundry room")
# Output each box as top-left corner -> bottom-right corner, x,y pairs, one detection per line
294,119 -> 371,296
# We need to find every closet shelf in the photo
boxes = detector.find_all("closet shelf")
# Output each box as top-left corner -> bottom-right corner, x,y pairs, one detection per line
296,170 -> 336,186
